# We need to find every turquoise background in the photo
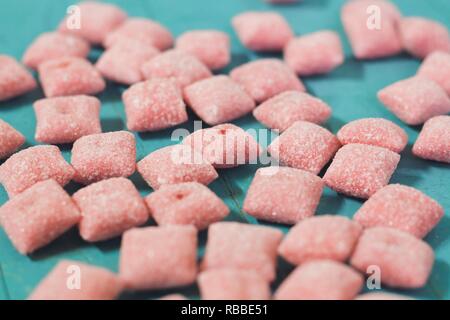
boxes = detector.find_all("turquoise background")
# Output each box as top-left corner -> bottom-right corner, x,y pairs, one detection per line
0,0 -> 449,300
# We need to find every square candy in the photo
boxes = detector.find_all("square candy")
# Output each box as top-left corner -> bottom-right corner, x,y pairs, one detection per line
0,55 -> 37,102
341,0 -> 402,59
119,225 -> 198,290
145,182 -> 229,230
34,95 -> 102,144
324,144 -> 400,199
0,179 -> 80,254
378,76 -> 450,125
23,32 -> 90,69
0,119 -> 25,159
0,145 -> 74,197
38,57 -> 106,98
278,215 -> 362,265
417,51 -> 450,96
182,123 -> 261,168
71,131 -> 136,184
202,222 -> 283,282
73,177 -> 149,242
29,260 -> 123,300
96,39 -> 160,85
175,30 -> 230,70
243,167 -> 324,225
274,260 -> 363,300
350,227 -> 434,288
198,269 -> 271,300
103,18 -> 173,50
122,78 -> 187,132
183,75 -> 255,125
230,59 -> 305,103
284,30 -> 344,76
253,91 -> 332,132
354,184 -> 443,238
141,49 -> 212,89
399,17 -> 450,59
137,145 -> 218,190
232,11 -> 293,51
59,1 -> 127,45
413,116 -> 450,163
268,121 -> 341,174
336,118 -> 408,153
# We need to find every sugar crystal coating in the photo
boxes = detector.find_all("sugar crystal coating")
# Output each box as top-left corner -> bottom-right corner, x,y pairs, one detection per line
417,51 -> 450,95
0,55 -> 37,101
183,75 -> 256,125
71,131 -> 136,184
323,143 -> 400,199
279,215 -> 362,265
146,182 -> 229,230
268,121 -> 341,174
33,95 -> 102,144
336,118 -> 408,153
232,11 -> 293,51
377,76 -> 450,125
274,260 -> 364,300
284,30 -> 344,76
0,119 -> 25,159
0,179 -> 80,254
23,32 -> 90,69
29,260 -> 123,300
413,115 -> 450,163
137,144 -> 218,190
0,145 -> 74,197
202,221 -> 284,282
73,178 -> 149,242
350,227 -> 434,288
198,269 -> 271,300
119,225 -> 198,290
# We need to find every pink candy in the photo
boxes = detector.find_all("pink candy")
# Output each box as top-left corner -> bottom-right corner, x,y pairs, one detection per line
38,57 -> 105,98
336,118 -> 408,153
103,18 -> 173,50
176,30 -> 230,70
268,121 -> 341,174
71,131 -> 136,184
122,78 -> 187,132
274,260 -> 363,300
323,143 -> 400,199
184,75 -> 256,125
399,17 -> 450,59
29,260 -> 123,300
279,215 -> 362,265
378,76 -> 450,125
253,91 -> 332,132
350,227 -> 434,288
137,144 -> 218,190
354,184 -> 443,238
198,269 -> 271,300
0,55 -> 37,101
141,49 -> 212,89
0,119 -> 25,159
417,51 -> 450,95
96,39 -> 160,85
202,222 -> 283,282
230,59 -> 305,103
0,179 -> 80,254
119,225 -> 197,290
232,12 -> 293,51
182,123 -> 261,168
73,178 -> 149,242
243,167 -> 324,225
23,32 -> 90,69
145,182 -> 229,230
413,116 -> 450,163
33,95 -> 102,144
0,145 -> 74,198
284,30 -> 344,76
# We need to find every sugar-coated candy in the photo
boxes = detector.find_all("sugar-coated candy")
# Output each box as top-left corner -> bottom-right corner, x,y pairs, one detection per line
0,55 -> 37,101
417,51 -> 450,95
413,115 -> 450,163
0,119 -> 25,159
